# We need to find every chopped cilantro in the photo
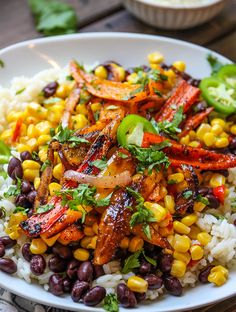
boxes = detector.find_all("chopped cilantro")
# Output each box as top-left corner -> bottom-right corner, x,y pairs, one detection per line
53,124 -> 89,146
207,54 -> 224,74
50,128 -> 55,137
153,88 -> 163,97
4,178 -> 21,198
183,190 -> 193,199
167,179 -> 177,185
0,60 -> 4,68
196,194 -> 209,205
66,75 -> 74,81
0,207 -> 6,218
43,97 -> 61,104
142,250 -> 157,266
118,152 -> 129,159
121,250 -> 142,274
103,293 -> 119,312
16,88 -> 26,95
14,206 -> 29,215
37,204 -> 54,213
41,160 -> 51,172
32,151 -> 39,161
91,158 -> 107,171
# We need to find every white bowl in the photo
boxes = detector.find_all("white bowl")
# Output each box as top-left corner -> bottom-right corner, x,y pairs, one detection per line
0,32 -> 234,312
122,0 -> 227,29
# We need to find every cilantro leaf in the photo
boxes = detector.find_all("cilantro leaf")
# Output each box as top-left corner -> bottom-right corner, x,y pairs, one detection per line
196,194 -> 209,205
91,159 -> 107,170
142,250 -> 157,266
14,206 -> 29,215
0,207 -> 6,218
53,124 -> 89,146
41,160 -> 51,172
118,152 -> 129,159
16,88 -> 26,95
103,294 -> 119,312
0,60 -> 4,68
183,190 -> 193,199
207,54 -> 224,74
4,178 -> 21,198
43,97 -> 61,104
121,250 -> 142,274
37,204 -> 54,213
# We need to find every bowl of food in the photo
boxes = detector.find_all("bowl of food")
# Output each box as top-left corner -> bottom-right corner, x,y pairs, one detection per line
122,0 -> 227,29
0,32 -> 236,312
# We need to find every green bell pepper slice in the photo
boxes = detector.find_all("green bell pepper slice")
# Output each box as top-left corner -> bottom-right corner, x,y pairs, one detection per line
0,140 -> 11,164
217,64 -> 236,89
200,77 -> 236,115
117,114 -> 157,147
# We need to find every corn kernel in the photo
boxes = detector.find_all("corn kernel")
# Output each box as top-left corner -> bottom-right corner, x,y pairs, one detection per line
80,236 -> 92,249
211,118 -> 226,128
197,232 -> 212,246
164,195 -> 175,214
129,236 -> 144,253
72,114 -> 88,130
22,160 -> 40,170
92,223 -> 99,235
41,233 -> 60,247
27,102 -> 47,119
230,125 -> 236,135
76,103 -> 88,115
215,137 -> 229,148
30,238 -> 47,254
190,245 -> 203,260
180,135 -> 190,145
84,226 -> 94,237
127,73 -> 138,84
1,129 -> 13,142
173,234 -> 191,253
148,52 -> 164,64
171,259 -> 186,277
91,102 -> 102,112
95,66 -> 107,79
168,173 -> 184,184
189,130 -> 196,140
87,236 -> 97,249
173,251 -> 191,264
55,84 -> 72,99
34,177 -> 41,190
196,123 -> 211,140
27,124 -> 39,138
120,237 -> 130,249
188,141 -> 201,148
27,138 -> 38,151
172,61 -> 186,72
193,201 -> 206,212
35,121 -> 52,135
53,163 -> 63,180
144,202 -> 167,222
189,225 -> 201,240
173,221 -> 190,235
167,234 -> 175,247
211,124 -> 223,136
208,265 -> 228,286
116,66 -> 126,81
7,111 -> 25,123
127,276 -> 148,293
24,169 -> 39,182
73,248 -> 90,261
38,148 -> 48,162
49,182 -> 61,196
17,143 -> 31,153
203,132 -> 216,147
220,132 -> 228,138
209,174 -> 226,188
181,214 -> 198,227
37,134 -> 51,146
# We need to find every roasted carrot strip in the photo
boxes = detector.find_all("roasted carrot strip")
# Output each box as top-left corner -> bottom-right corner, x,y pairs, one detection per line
142,132 -> 236,170
61,86 -> 81,128
155,80 -> 200,122
180,107 -> 214,138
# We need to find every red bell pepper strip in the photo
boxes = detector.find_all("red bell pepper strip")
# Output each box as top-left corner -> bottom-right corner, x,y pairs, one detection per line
213,185 -> 226,204
142,132 -> 236,170
155,80 -> 200,122
12,118 -> 22,143
180,107 -> 214,138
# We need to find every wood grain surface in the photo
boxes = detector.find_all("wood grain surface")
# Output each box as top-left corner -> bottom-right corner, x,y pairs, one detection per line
0,0 -> 236,311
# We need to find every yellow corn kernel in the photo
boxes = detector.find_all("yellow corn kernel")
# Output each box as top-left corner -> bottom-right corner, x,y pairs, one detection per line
181,214 -> 198,227
35,121 -> 52,135
197,232 -> 212,246
55,84 -> 72,99
190,245 -> 204,260
164,69 -> 176,85
127,276 -> 148,293
164,195 -> 175,214
84,226 -> 94,237
211,124 -> 223,136
193,201 -> 206,212
76,103 -> 88,115
95,66 -> 107,79
196,123 -> 212,140
37,134 -> 51,146
80,236 -> 92,249
180,135 -> 190,145
189,130 -> 196,140
41,233 -> 60,247
211,118 -> 226,128
49,182 -> 61,196
30,238 -> 47,254
127,73 -> 138,84
38,148 -> 48,162
148,52 -> 164,64
73,248 -> 90,261
173,234 -> 191,253
173,61 -> 186,72
171,259 -> 186,277
215,137 -> 229,148
116,66 -> 126,81
173,221 -> 190,235
24,169 -> 39,182
208,266 -> 228,286
120,237 -> 130,249
188,141 -> 201,148
27,124 -> 39,138
22,160 -> 40,170
173,251 -> 191,264
28,138 -> 38,151
26,116 -> 39,125
189,225 -> 201,240
167,234 -> 175,247
220,132 -> 228,138
168,173 -> 184,184
48,105 -> 65,123
72,114 -> 88,130
92,223 -> 99,235
16,143 -> 31,153
53,163 -> 63,181
129,236 -> 144,253
87,236 -> 98,249
7,111 -> 25,123
230,125 -> 236,135
27,102 -> 47,119
144,202 -> 167,222
91,102 -> 102,112
209,173 -> 226,188
203,132 -> 216,147
34,177 -> 41,190
0,129 -> 13,142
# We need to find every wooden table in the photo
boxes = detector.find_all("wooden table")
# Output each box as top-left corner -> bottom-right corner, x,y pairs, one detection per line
0,0 -> 236,311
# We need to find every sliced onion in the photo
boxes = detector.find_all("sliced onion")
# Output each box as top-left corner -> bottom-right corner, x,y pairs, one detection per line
64,170 -> 132,188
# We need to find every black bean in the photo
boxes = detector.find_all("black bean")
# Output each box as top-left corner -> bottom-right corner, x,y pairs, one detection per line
20,151 -> 32,161
198,265 -> 214,283
205,194 -> 220,209
27,208 -> 34,218
194,102 -> 208,113
15,194 -> 30,208
71,280 -> 90,302
21,243 -> 33,261
114,248 -> 128,260
63,277 -> 72,293
159,254 -> 173,273
229,138 -> 236,150
43,81 -> 59,98
0,258 -> 17,274
188,78 -> 201,87
48,255 -> 67,273
93,265 -> 105,279
198,187 -> 210,196
66,259 -> 80,280
27,190 -> 37,204
116,283 -> 137,308
83,286 -> 106,306
135,292 -> 146,302
49,274 -> 64,296
52,243 -> 72,260
160,63 -> 170,70
0,244 -> 5,258
143,241 -> 155,253
163,275 -> 183,296
145,274 -> 163,289
7,157 -> 23,180
77,261 -> 93,282
0,236 -> 16,248
139,261 -> 151,275
21,180 -> 32,194
30,255 -> 46,276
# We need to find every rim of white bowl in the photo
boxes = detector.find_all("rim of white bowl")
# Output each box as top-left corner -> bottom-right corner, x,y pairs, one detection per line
129,0 -> 226,9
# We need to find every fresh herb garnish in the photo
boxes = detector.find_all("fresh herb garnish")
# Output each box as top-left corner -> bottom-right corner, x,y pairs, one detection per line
212,213 -> 226,220
207,54 -> 224,74
121,249 -> 156,274
167,179 -> 177,185
66,75 -> 74,81
53,124 -> 89,147
118,152 -> 129,159
91,158 -> 107,170
41,160 -> 51,172
14,206 -> 29,215
183,190 -> 193,199
103,293 -> 119,312
50,128 -> 55,137
32,151 -> 39,161
196,194 -> 209,205
4,178 -> 21,198
0,60 -> 4,68
43,97 -> 61,104
16,88 -> 25,95
0,207 -> 6,218
37,204 -> 54,213
153,88 -> 163,97
79,87 -> 91,105
28,0 -> 78,36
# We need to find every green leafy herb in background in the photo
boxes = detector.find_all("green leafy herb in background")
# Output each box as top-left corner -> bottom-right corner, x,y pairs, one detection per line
207,54 -> 223,75
103,294 -> 119,312
28,0 -> 78,36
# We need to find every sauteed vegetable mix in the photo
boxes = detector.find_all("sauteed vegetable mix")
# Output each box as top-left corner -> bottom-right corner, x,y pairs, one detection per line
0,52 -> 236,311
